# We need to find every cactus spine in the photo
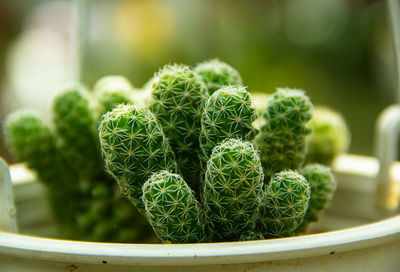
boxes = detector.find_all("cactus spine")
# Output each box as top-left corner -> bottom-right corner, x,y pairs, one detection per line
203,138 -> 264,241
306,106 -> 350,165
259,170 -> 310,238
296,164 -> 336,233
200,86 -> 259,164
52,87 -> 102,180
239,231 -> 265,241
142,171 -> 208,243
256,88 -> 313,179
99,104 -> 177,210
194,59 -> 243,95
149,64 -> 208,188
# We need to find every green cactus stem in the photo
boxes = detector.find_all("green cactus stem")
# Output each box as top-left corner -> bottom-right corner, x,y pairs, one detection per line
259,170 -> 310,238
306,106 -> 350,165
200,86 -> 259,165
93,75 -> 134,121
203,138 -> 264,242
296,164 -> 336,234
52,87 -> 102,180
255,88 -> 313,179
98,104 -> 177,211
194,59 -> 243,95
4,110 -> 78,191
142,171 -> 208,243
149,64 -> 208,188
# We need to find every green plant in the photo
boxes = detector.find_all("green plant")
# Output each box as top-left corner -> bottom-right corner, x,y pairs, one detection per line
98,103 -> 177,211
52,87 -> 103,180
255,88 -> 313,179
149,64 -> 208,189
142,170 -> 208,243
305,106 -> 351,165
258,170 -> 310,238
296,164 -> 336,234
194,59 -> 243,95
199,86 -> 259,165
203,138 -> 264,241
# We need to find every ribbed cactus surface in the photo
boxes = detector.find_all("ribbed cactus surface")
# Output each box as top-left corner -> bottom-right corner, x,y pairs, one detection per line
306,107 -> 350,165
259,170 -> 310,238
200,86 -> 259,164
194,59 -> 243,95
203,138 -> 264,241
296,164 -> 336,233
256,88 -> 313,179
99,104 -> 177,210
93,75 -> 134,120
142,171 -> 208,243
52,87 -> 102,180
149,64 -> 208,187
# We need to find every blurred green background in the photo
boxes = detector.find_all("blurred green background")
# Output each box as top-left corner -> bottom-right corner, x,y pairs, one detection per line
0,0 -> 395,161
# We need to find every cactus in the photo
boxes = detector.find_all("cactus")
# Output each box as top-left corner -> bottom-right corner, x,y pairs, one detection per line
296,164 -> 336,234
4,110 -> 79,191
93,75 -> 134,120
194,59 -> 243,95
239,231 -> 265,241
4,110 -> 81,237
98,104 -> 177,211
200,86 -> 259,165
255,88 -> 313,179
149,64 -> 208,188
258,170 -> 310,238
306,106 -> 350,165
203,138 -> 264,241
52,87 -> 103,180
142,171 -> 208,243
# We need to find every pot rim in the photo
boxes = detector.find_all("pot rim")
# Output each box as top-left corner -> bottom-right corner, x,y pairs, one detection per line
0,215 -> 399,266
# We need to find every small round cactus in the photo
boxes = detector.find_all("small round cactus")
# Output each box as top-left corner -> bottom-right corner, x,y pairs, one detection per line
93,75 -> 134,120
194,59 -> 243,95
200,86 -> 259,164
149,64 -> 208,188
255,88 -> 313,179
142,171 -> 208,243
52,87 -> 102,180
296,164 -> 336,234
203,138 -> 264,241
259,170 -> 310,238
306,106 -> 350,165
98,104 -> 177,211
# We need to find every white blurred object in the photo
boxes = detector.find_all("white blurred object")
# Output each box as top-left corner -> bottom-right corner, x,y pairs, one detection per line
2,1 -> 73,116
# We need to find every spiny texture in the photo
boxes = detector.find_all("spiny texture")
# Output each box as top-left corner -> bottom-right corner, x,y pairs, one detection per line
296,164 -> 336,234
52,87 -> 102,180
4,110 -> 78,191
239,231 -> 265,241
194,59 -> 243,95
93,75 -> 134,120
259,170 -> 310,238
203,139 -> 264,242
306,107 -> 350,165
149,64 -> 208,188
142,171 -> 208,243
200,86 -> 259,165
255,88 -> 313,179
99,104 -> 177,211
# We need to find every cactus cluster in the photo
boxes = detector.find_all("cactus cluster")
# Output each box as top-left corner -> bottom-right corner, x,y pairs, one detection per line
4,78 -> 155,243
4,59 -> 346,244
